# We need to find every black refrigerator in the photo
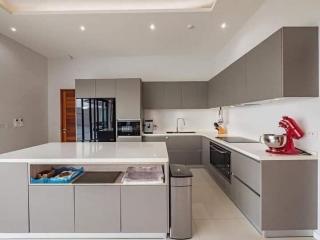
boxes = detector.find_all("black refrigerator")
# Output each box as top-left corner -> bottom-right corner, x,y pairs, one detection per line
76,98 -> 116,142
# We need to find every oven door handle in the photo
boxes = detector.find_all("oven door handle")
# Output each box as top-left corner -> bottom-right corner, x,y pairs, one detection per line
210,146 -> 229,155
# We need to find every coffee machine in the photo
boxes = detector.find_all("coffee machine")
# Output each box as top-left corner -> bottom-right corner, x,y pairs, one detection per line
143,120 -> 154,134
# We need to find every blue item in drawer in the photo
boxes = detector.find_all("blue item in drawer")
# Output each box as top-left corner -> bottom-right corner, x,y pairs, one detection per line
31,167 -> 84,184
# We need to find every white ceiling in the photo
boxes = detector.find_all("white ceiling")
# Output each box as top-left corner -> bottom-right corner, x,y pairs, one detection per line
0,0 -> 265,58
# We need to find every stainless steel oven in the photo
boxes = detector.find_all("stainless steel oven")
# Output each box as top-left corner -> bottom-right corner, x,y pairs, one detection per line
117,120 -> 141,142
210,142 -> 231,182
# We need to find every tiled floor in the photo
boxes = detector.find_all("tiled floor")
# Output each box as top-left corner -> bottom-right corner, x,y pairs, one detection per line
190,168 -> 314,240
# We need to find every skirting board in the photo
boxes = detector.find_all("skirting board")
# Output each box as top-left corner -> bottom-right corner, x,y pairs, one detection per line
0,233 -> 167,239
263,230 -> 313,238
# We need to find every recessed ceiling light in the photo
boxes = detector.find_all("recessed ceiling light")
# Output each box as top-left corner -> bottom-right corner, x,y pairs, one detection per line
187,24 -> 195,30
149,24 -> 156,31
80,25 -> 86,31
10,27 -> 17,32
221,22 -> 227,29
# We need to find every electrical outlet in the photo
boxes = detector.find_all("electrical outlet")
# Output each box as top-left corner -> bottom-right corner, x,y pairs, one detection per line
19,118 -> 24,127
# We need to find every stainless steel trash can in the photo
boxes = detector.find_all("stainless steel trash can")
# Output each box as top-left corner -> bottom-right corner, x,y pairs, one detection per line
170,164 -> 193,239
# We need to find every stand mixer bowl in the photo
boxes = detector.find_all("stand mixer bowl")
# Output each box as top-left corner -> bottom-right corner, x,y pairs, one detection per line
261,134 -> 287,148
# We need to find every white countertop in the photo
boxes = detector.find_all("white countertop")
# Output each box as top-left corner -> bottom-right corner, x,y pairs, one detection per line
143,131 -> 317,161
0,142 -> 169,164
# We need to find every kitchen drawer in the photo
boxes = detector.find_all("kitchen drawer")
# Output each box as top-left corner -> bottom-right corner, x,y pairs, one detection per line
231,150 -> 261,194
166,136 -> 201,150
232,176 -> 261,230
206,164 -> 231,197
142,136 -> 167,142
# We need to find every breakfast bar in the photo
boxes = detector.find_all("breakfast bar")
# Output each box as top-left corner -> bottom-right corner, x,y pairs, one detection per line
0,142 -> 169,239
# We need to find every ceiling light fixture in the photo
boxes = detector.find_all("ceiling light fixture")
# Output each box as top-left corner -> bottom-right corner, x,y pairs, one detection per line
187,24 -> 195,30
80,25 -> 86,31
10,27 -> 17,32
149,24 -> 156,31
220,22 -> 227,29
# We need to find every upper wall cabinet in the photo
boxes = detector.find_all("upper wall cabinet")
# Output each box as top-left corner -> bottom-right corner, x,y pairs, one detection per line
95,79 -> 116,98
75,79 -> 95,98
142,81 -> 208,109
181,82 -> 208,108
208,27 -> 319,108
75,79 -> 141,119
116,78 -> 141,120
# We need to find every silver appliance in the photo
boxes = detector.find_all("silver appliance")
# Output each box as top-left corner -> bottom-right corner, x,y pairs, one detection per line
170,164 -> 193,239
143,120 -> 154,134
117,120 -> 141,142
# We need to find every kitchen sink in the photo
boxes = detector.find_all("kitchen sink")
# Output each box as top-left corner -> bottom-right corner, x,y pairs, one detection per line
166,131 -> 196,134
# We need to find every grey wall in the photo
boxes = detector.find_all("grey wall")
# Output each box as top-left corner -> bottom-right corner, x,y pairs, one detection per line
0,34 -> 48,153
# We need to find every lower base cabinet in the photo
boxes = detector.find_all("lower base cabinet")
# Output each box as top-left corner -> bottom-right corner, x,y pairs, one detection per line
121,185 -> 168,233
75,186 -> 121,233
0,163 -> 29,233
168,150 -> 201,165
29,185 -> 74,233
231,176 -> 261,230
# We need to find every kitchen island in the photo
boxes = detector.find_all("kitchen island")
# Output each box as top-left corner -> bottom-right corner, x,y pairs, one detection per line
0,142 -> 169,239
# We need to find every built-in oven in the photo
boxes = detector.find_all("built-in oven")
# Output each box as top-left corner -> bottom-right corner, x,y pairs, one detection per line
210,142 -> 231,182
117,120 -> 141,142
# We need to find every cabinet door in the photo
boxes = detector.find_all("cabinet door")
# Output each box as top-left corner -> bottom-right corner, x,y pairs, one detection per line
121,185 -> 168,233
29,186 -> 74,233
75,186 -> 120,233
181,82 -> 208,109
95,79 -> 116,98
232,176 -> 261,230
246,29 -> 283,102
163,82 -> 182,109
166,136 -> 201,150
0,163 -> 29,233
142,82 -> 165,109
201,137 -> 210,167
208,78 -> 218,108
75,79 -> 95,98
116,79 -> 141,119
225,58 -> 246,105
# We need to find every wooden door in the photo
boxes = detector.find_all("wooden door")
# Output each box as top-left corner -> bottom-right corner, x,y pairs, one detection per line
60,89 -> 76,142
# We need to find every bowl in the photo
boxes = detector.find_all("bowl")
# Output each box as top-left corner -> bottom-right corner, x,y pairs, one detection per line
261,134 -> 287,148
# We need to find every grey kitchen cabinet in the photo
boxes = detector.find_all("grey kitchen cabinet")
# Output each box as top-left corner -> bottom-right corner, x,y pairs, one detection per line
168,150 -> 201,165
181,82 -> 208,109
75,185 -> 120,233
245,29 -> 283,102
0,163 -> 29,233
121,185 -> 168,233
95,79 -> 116,98
75,79 -> 95,98
232,176 -> 261,230
208,27 -> 319,108
29,185 -> 74,233
142,81 -> 209,109
143,135 -> 202,165
116,78 -> 141,119
201,137 -> 210,167
231,150 -> 261,194
163,82 -> 182,109
142,82 -> 165,109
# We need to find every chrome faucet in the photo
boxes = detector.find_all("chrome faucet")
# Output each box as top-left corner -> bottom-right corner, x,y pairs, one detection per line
176,118 -> 186,133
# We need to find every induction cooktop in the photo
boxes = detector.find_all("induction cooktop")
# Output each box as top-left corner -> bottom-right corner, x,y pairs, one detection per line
216,137 -> 259,143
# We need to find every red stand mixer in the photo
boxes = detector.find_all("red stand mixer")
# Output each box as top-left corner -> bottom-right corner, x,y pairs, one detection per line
264,116 -> 304,155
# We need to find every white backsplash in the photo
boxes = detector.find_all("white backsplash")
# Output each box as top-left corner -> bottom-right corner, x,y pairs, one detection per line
143,109 -> 218,133
144,98 -> 320,153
